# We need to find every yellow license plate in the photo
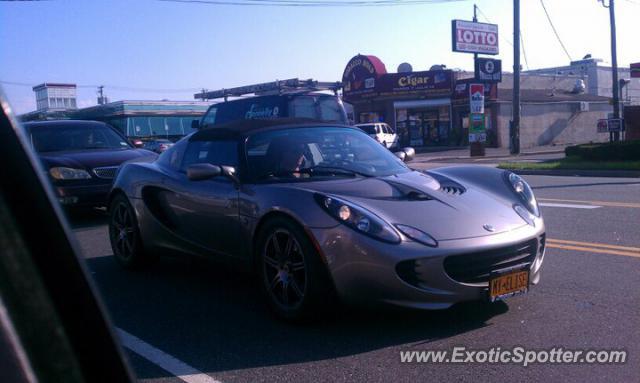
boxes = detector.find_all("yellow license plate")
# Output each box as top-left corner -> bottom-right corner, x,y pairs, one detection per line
489,269 -> 529,302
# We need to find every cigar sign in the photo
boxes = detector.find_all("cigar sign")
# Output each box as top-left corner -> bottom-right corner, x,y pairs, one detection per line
452,20 -> 499,55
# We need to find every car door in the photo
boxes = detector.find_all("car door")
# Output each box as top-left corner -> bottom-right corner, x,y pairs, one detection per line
163,139 -> 241,257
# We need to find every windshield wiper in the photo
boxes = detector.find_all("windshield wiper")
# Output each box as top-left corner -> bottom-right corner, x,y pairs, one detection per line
302,165 -> 373,178
258,166 -> 371,180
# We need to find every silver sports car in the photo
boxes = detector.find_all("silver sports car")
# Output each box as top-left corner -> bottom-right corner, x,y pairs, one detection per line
108,119 -> 545,320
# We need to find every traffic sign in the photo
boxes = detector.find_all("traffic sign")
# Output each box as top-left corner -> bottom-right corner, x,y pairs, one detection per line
607,118 -> 624,132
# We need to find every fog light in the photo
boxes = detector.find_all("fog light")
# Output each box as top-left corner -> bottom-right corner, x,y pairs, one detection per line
356,217 -> 371,232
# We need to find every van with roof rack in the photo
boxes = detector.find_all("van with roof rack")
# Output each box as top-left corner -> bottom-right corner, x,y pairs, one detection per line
191,78 -> 349,129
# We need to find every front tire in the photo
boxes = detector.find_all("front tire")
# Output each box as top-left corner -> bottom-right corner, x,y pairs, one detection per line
108,193 -> 153,269
256,217 -> 334,321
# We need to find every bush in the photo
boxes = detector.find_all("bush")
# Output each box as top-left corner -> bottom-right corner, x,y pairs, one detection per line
565,140 -> 640,161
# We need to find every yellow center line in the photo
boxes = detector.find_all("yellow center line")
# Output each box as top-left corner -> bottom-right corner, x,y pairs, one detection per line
547,238 -> 640,252
538,198 -> 640,209
546,243 -> 640,258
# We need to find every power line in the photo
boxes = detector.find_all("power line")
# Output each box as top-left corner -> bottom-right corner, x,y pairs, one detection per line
520,31 -> 529,70
539,0 -> 572,61
0,80 -> 202,94
157,0 -> 466,7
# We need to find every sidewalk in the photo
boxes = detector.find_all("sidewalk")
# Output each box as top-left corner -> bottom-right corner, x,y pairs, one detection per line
413,144 -> 569,163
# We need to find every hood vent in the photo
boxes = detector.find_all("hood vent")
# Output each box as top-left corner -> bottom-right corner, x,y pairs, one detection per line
440,184 -> 466,196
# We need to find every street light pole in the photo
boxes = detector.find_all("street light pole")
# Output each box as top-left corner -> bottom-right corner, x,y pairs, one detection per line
511,0 -> 521,154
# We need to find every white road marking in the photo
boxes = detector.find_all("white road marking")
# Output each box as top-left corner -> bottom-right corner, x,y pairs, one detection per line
539,202 -> 601,209
116,328 -> 221,383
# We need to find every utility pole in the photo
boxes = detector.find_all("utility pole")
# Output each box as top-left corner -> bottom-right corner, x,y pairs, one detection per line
600,0 -> 620,141
97,85 -> 105,105
473,4 -> 478,63
511,0 -> 521,154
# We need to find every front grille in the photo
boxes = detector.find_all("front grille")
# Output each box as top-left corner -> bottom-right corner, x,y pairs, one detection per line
442,238 -> 538,284
93,166 -> 119,179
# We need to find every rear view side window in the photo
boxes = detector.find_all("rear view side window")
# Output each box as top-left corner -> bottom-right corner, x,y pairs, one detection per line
288,96 -> 316,119
359,124 -> 376,134
180,140 -> 238,172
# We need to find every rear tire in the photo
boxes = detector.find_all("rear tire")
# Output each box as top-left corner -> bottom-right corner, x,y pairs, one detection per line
108,193 -> 153,270
256,217 -> 334,321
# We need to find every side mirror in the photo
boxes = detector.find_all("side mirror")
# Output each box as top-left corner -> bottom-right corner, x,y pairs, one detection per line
131,139 -> 144,148
402,147 -> 415,162
394,151 -> 407,161
191,120 -> 200,130
187,163 -> 221,181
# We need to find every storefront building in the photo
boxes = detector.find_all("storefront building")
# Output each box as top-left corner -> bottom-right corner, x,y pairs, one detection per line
342,54 -> 497,147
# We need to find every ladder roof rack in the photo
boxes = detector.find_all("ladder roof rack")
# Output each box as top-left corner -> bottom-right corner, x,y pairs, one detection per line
194,78 -> 342,100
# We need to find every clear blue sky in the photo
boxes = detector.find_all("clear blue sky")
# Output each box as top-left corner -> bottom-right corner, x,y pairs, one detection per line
1,0 -> 637,113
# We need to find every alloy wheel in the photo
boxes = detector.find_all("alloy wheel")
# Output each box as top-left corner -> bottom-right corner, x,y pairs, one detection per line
110,202 -> 136,260
262,229 -> 307,309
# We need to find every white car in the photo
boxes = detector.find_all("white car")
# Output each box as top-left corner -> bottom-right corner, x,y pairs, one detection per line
355,123 -> 398,149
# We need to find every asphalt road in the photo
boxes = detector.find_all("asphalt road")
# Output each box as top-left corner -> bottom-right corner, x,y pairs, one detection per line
69,174 -> 640,383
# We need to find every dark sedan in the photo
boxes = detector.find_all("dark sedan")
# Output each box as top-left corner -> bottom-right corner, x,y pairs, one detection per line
24,120 -> 156,208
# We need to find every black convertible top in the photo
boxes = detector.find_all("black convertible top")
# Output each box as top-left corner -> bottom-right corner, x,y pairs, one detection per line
190,118 -> 354,141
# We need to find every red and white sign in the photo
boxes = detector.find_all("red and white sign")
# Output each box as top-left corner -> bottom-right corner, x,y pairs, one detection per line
470,83 -> 485,114
452,20 -> 499,55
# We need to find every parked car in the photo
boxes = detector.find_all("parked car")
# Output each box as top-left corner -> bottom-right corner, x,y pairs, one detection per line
355,122 -> 398,149
143,138 -> 175,153
24,120 -> 157,208
108,118 -> 545,321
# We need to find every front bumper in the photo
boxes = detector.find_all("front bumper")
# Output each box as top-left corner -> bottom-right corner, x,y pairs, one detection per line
310,220 -> 546,310
54,182 -> 112,207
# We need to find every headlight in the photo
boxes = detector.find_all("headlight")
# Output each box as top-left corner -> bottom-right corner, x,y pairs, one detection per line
505,172 -> 540,217
49,167 -> 92,180
395,224 -> 438,247
314,194 -> 400,244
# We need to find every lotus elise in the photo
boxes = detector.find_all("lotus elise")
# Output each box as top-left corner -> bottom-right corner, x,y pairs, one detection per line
108,119 -> 545,320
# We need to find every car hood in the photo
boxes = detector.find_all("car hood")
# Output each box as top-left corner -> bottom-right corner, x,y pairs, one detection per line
293,170 -> 527,241
39,148 -> 156,170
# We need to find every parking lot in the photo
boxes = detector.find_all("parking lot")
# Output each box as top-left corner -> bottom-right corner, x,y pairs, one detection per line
69,173 -> 640,383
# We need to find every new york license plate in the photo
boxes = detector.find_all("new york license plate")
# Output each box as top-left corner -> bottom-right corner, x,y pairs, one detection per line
488,268 -> 529,302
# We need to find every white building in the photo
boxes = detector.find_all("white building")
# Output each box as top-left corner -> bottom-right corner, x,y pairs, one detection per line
524,57 -> 640,105
32,83 -> 77,111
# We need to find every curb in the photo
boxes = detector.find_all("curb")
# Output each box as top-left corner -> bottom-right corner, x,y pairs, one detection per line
506,169 -> 640,178
419,149 -> 566,162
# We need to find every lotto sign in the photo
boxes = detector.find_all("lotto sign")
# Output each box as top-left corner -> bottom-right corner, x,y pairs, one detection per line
452,20 -> 499,55
470,83 -> 485,114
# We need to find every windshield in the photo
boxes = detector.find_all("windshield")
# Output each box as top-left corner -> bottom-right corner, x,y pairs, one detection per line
29,123 -> 131,153
246,126 -> 408,181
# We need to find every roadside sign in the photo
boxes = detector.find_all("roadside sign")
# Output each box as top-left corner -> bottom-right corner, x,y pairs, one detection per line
631,62 -> 640,78
475,58 -> 502,82
451,20 -> 499,55
607,118 -> 624,132
470,83 -> 485,113
597,119 -> 608,133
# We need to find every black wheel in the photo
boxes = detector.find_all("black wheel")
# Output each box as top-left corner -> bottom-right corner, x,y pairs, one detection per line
256,217 -> 334,321
108,193 -> 152,269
